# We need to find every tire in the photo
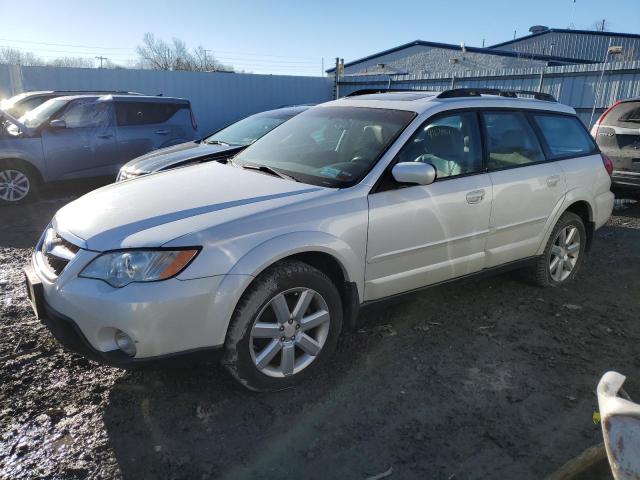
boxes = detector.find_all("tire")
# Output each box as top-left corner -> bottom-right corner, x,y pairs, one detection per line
0,160 -> 40,204
531,211 -> 587,287
223,260 -> 343,392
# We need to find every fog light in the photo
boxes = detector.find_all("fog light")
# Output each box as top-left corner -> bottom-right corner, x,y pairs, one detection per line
115,330 -> 136,357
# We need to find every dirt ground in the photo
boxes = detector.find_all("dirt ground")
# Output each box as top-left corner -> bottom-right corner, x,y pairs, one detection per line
1,184 -> 639,480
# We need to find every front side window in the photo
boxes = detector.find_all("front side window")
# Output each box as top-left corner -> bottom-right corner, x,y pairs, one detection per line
483,111 -> 545,169
233,106 -> 415,188
533,114 -> 596,158
58,100 -> 112,129
395,112 -> 482,179
205,112 -> 294,146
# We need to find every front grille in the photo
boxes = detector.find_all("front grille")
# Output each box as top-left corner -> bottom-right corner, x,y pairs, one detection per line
39,228 -> 79,277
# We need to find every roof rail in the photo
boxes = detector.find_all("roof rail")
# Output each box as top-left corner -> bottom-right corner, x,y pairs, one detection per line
345,88 -> 425,97
437,88 -> 557,102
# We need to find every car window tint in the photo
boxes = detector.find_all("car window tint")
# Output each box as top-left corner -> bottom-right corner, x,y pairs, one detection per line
482,111 -> 545,169
58,101 -> 112,129
395,112 -> 482,178
533,114 -> 595,158
115,102 -> 185,126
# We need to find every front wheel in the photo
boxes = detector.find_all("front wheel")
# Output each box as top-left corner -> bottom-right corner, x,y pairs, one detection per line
532,211 -> 586,287
223,260 -> 343,391
0,161 -> 39,204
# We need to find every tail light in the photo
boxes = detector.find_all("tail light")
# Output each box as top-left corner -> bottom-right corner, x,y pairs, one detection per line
190,109 -> 198,130
591,100 -> 621,137
601,153 -> 613,176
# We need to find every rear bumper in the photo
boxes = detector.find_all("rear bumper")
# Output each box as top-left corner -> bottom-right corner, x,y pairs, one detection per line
612,170 -> 640,190
594,190 -> 615,230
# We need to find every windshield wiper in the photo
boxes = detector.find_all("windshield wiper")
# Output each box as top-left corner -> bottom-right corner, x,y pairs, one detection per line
206,140 -> 231,146
239,163 -> 298,182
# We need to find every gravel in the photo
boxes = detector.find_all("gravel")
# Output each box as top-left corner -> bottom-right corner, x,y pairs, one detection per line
1,189 -> 639,479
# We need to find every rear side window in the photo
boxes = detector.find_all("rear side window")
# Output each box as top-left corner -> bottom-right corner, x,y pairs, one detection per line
115,101 -> 187,126
482,111 -> 545,169
533,114 -> 596,158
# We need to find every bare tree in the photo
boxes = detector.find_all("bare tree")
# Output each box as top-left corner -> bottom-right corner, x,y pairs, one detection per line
136,33 -> 233,72
591,19 -> 611,32
48,56 -> 97,68
0,47 -> 45,66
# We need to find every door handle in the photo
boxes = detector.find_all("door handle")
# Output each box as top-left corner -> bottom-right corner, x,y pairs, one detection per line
466,189 -> 485,204
97,133 -> 113,139
546,175 -> 561,187
154,129 -> 169,135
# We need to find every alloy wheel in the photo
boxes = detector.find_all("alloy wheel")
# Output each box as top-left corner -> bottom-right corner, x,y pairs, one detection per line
549,225 -> 581,282
250,287 -> 331,378
0,169 -> 30,202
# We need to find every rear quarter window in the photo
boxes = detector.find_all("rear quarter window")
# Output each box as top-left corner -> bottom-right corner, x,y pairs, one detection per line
532,114 -> 596,158
115,101 -> 188,126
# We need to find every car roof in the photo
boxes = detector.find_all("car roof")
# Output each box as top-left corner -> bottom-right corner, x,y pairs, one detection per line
44,94 -> 189,104
321,91 -> 576,115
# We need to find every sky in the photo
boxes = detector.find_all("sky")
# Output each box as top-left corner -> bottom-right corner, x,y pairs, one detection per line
0,0 -> 639,75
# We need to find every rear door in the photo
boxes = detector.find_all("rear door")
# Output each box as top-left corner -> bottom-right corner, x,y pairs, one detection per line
114,100 -> 196,166
41,98 -> 118,180
482,110 -> 565,268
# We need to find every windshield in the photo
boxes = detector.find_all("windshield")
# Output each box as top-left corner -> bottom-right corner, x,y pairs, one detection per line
19,98 -> 67,128
205,112 -> 296,146
233,106 -> 415,187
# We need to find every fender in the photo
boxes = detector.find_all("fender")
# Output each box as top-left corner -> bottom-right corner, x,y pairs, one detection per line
204,231 -> 364,345
227,230 -> 364,301
535,186 -> 594,255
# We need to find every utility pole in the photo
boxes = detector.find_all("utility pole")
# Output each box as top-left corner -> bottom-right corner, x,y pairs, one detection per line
203,49 -> 213,71
321,57 -> 324,77
482,38 -> 485,48
95,56 -> 108,68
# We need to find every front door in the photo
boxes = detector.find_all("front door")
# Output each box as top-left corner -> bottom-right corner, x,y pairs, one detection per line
42,98 -> 117,180
366,112 -> 492,301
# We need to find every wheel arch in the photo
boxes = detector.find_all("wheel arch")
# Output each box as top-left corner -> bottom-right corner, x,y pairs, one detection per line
537,190 -> 596,255
0,157 -> 44,184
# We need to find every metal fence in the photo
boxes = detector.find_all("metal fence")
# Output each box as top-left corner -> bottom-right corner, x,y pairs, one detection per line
0,64 -> 334,133
336,60 -> 640,126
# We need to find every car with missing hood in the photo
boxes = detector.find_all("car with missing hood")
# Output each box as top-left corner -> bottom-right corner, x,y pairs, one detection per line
116,105 -> 311,181
24,89 -> 614,391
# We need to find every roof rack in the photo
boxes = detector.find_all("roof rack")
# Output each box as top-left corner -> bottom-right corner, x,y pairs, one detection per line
345,88 -> 428,97
437,88 -> 557,102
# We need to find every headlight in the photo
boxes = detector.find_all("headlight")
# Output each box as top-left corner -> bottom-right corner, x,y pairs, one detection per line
116,169 -> 146,182
79,249 -> 200,287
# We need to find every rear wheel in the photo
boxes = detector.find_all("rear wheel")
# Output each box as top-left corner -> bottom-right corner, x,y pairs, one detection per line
223,260 -> 343,391
532,212 -> 586,287
0,161 -> 39,204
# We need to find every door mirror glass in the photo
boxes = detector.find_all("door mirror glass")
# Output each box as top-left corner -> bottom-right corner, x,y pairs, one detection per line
391,162 -> 436,185
48,119 -> 67,130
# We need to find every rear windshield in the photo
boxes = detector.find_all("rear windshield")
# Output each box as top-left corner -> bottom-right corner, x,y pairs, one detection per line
532,114 -> 596,158
603,101 -> 640,126
233,106 -> 415,188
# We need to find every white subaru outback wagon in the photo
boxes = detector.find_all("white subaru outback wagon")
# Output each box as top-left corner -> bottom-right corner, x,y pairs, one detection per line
25,89 -> 614,391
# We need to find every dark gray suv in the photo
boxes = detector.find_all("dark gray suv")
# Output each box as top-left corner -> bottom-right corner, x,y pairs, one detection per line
0,94 -> 198,203
591,97 -> 640,195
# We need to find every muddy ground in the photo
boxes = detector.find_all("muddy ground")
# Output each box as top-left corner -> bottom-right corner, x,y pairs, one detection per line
1,185 -> 639,480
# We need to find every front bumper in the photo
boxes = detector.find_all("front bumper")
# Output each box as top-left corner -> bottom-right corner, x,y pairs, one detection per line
30,250 -> 251,362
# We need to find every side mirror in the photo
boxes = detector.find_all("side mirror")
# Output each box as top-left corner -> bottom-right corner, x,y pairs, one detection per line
49,119 -> 67,130
391,162 -> 436,186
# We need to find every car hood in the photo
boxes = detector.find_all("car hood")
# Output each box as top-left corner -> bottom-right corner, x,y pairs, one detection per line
54,162 -> 327,251
120,141 -> 242,173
